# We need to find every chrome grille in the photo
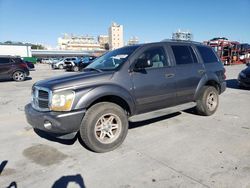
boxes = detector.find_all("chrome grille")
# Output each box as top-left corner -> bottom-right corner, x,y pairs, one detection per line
32,87 -> 51,111
38,90 -> 49,99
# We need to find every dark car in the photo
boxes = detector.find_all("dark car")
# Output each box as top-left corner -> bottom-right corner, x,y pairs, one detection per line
238,64 -> 250,88
78,56 -> 97,71
0,56 -> 30,81
64,56 -> 96,72
25,40 -> 226,152
24,61 -> 35,70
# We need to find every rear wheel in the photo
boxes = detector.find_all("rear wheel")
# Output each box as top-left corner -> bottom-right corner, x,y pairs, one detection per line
196,86 -> 219,116
59,64 -> 64,69
80,102 -> 128,153
13,71 -> 25,81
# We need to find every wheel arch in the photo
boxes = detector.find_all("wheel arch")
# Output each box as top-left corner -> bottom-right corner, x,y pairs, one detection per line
194,74 -> 221,101
74,85 -> 136,116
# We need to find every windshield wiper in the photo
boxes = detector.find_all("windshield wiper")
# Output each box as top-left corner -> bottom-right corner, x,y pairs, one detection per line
84,68 -> 103,73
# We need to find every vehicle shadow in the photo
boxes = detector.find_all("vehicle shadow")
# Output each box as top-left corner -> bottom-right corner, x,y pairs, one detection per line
129,112 -> 181,129
33,129 -> 78,145
0,160 -> 17,188
52,174 -> 85,188
0,77 -> 32,82
226,79 -> 249,90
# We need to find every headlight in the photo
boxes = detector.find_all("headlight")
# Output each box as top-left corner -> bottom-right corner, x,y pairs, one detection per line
240,72 -> 246,78
51,90 -> 75,111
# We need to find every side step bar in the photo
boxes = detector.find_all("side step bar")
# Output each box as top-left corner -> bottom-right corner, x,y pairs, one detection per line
129,102 -> 196,122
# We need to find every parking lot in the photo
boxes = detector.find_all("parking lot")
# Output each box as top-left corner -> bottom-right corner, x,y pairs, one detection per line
0,64 -> 250,188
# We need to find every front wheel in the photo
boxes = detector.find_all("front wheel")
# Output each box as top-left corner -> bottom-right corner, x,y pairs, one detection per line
80,102 -> 128,153
59,64 -> 64,69
13,71 -> 25,81
73,66 -> 79,72
196,86 -> 219,116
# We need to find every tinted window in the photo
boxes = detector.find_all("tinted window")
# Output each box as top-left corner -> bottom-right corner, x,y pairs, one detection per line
137,47 -> 168,68
189,47 -> 198,63
197,46 -> 218,63
12,58 -> 22,63
171,45 -> 195,65
0,58 -> 10,64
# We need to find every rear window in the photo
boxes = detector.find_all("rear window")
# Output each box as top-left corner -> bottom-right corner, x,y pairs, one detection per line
0,58 -> 10,64
197,46 -> 218,63
171,45 -> 197,65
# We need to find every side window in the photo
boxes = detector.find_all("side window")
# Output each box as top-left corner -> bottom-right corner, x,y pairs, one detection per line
0,58 -> 10,64
189,46 -> 198,63
171,45 -> 195,65
197,46 -> 218,63
137,47 -> 168,68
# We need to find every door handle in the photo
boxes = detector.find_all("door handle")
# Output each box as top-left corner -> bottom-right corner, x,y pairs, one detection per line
165,73 -> 175,78
198,70 -> 205,75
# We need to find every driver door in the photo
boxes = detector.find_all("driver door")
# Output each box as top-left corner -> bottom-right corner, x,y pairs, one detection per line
131,45 -> 176,114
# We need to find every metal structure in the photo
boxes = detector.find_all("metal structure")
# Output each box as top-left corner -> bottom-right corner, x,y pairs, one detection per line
172,29 -> 193,41
204,37 -> 250,65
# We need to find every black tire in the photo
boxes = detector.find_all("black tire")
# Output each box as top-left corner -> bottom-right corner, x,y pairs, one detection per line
59,64 -> 64,69
12,71 -> 25,82
73,66 -> 79,72
196,86 -> 219,116
80,102 -> 128,153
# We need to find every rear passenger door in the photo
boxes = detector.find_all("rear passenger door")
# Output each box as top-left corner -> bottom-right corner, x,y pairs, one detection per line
169,45 -> 205,104
0,58 -> 12,79
131,45 -> 176,114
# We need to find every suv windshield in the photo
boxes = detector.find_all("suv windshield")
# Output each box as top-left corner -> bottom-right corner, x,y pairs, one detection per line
86,46 -> 140,71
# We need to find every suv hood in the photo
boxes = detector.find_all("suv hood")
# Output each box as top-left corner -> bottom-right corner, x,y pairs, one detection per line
35,71 -> 114,91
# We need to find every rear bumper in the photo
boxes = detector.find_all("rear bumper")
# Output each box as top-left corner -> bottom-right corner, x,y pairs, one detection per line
25,104 -> 85,134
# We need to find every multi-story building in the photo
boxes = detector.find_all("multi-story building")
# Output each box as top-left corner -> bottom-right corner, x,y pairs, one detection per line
98,35 -> 109,49
172,29 -> 193,41
108,22 -> 124,50
127,36 -> 139,46
58,34 -> 101,51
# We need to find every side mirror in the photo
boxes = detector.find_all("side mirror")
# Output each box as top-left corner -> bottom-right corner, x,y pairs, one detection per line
134,58 -> 153,71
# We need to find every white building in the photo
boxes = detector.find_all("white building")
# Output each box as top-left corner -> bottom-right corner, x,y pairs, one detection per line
109,22 -> 124,50
172,29 -> 193,41
98,35 -> 109,49
58,34 -> 101,51
127,36 -> 139,46
0,43 -> 32,57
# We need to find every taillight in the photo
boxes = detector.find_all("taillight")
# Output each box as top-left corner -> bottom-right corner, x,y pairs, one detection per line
20,63 -> 28,68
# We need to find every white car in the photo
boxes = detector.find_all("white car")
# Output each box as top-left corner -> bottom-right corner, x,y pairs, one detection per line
51,57 -> 78,69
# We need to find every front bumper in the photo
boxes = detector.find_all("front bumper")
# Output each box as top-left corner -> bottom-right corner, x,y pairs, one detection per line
25,104 -> 85,134
238,76 -> 250,88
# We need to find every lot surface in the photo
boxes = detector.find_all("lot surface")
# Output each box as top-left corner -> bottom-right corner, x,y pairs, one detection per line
0,64 -> 250,188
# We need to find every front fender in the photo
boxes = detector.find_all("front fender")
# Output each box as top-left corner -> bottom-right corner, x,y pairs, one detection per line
74,84 -> 136,114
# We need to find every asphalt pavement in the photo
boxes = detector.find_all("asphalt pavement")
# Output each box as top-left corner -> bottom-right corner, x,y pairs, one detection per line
0,64 -> 250,188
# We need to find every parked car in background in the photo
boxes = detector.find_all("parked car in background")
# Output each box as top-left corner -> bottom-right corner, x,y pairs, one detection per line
41,58 -> 53,64
238,64 -> 250,88
79,56 -> 97,71
0,56 -> 30,81
51,57 -> 78,69
65,56 -> 96,72
25,41 -> 226,152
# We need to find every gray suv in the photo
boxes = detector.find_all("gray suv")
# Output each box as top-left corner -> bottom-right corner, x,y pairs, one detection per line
25,40 -> 226,152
